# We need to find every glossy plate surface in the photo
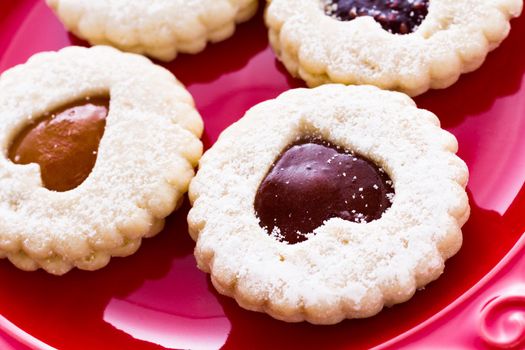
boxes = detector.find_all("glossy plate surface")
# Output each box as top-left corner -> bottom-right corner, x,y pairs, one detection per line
1,1 -> 525,349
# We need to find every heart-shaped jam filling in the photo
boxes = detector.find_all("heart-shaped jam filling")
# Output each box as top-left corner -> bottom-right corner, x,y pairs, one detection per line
254,138 -> 394,244
9,97 -> 109,192
324,0 -> 429,34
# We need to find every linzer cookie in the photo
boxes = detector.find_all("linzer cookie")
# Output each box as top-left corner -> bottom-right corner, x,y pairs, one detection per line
188,84 -> 470,324
265,0 -> 523,96
46,0 -> 259,62
0,46 -> 203,275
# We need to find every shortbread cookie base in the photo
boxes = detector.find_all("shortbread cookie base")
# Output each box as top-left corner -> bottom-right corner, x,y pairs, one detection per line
46,0 -> 259,61
0,46 -> 203,275
265,0 -> 523,96
188,84 -> 469,324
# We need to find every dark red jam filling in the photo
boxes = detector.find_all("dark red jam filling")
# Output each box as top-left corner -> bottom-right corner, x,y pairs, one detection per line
254,138 -> 394,244
324,0 -> 429,34
9,97 -> 109,192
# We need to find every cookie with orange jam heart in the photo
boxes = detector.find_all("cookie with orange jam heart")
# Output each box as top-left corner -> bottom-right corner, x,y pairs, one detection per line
188,84 -> 469,324
0,46 -> 203,275
265,0 -> 522,96
46,0 -> 259,61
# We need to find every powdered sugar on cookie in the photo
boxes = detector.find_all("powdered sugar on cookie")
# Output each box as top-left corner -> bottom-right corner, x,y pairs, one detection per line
265,0 -> 522,96
0,46 -> 203,274
46,0 -> 258,61
188,84 -> 469,324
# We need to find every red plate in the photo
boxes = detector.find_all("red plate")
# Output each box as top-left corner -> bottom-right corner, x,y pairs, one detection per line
1,1 -> 525,349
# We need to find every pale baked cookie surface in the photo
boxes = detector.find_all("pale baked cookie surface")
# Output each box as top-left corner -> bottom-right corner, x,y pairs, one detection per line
0,46 -> 203,275
265,0 -> 523,96
46,0 -> 259,61
188,84 -> 470,324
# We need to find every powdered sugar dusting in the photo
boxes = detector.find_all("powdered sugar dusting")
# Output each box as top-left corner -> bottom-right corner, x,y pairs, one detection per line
265,0 -> 523,96
0,46 -> 203,275
188,84 -> 470,324
46,0 -> 259,61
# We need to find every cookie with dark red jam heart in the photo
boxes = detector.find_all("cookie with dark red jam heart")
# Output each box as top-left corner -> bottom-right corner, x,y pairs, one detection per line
265,0 -> 522,96
188,84 -> 470,324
